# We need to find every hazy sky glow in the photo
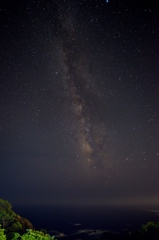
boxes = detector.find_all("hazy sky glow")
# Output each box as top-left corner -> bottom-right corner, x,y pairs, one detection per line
0,0 -> 159,207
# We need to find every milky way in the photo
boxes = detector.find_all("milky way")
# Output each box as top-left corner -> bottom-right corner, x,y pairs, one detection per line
56,3 -> 113,174
0,0 -> 158,205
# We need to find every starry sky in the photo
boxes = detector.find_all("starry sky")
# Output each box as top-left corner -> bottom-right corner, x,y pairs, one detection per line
0,0 -> 159,207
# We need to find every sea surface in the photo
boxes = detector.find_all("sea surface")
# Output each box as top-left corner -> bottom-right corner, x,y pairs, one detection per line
13,204 -> 159,239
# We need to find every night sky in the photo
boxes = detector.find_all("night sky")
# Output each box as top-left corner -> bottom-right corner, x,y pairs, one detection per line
0,0 -> 159,207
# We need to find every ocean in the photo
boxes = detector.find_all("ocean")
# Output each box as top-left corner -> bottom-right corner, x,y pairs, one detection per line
13,204 -> 159,239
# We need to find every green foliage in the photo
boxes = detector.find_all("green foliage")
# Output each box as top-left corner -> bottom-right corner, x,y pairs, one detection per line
39,229 -> 48,234
139,221 -> 159,233
8,221 -> 23,232
0,199 -> 13,213
0,199 -> 15,228
1,228 -> 56,240
0,200 -> 57,239
0,225 -> 6,240
0,199 -> 23,233
0,205 -> 14,228
21,229 -> 55,240
6,232 -> 21,240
